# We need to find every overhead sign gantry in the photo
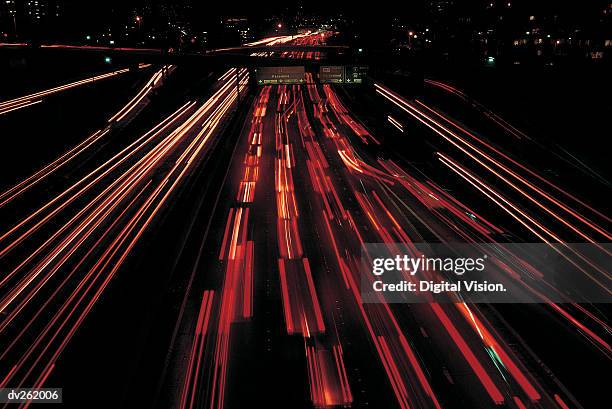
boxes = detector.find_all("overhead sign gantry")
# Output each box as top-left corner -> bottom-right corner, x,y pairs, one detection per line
254,65 -> 368,85
255,66 -> 305,85
319,66 -> 369,84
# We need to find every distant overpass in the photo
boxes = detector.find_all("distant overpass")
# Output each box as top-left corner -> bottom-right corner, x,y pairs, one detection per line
207,44 -> 349,54
0,43 -> 356,67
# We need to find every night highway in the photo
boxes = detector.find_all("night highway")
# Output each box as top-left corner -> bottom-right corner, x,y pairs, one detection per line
0,2 -> 610,409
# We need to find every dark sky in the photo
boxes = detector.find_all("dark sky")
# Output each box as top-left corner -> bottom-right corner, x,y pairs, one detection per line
61,0 -> 608,15
58,0 -> 609,32
59,0 -> 434,23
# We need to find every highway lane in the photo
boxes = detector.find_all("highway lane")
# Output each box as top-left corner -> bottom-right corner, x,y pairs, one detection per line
148,85 -> 315,409
0,64 -> 174,196
246,31 -> 327,60
374,83 -> 610,242
150,80 -> 606,409
311,82 -> 611,408
420,74 -> 611,196
0,68 -> 248,408
369,82 -> 611,297
0,65 -> 174,209
336,79 -> 610,406
0,53 -> 608,409
0,31 -> 331,408
295,83 -> 559,409
0,64 -> 153,117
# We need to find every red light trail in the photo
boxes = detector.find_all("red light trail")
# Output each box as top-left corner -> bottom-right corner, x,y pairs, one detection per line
0,68 -> 248,405
0,40 -> 607,408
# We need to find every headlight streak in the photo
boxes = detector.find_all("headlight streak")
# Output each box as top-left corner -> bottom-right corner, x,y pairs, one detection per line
0,49 -> 605,409
424,79 -> 530,141
372,82 -> 611,352
277,86 -> 352,408
0,68 -> 248,399
388,115 -> 404,132
107,65 -> 174,123
181,78 -> 259,409
301,83 -> 604,408
374,83 -> 611,242
374,83 -> 610,290
301,83 -> 443,409
0,65 -> 174,209
436,152 -> 611,295
0,66 -> 149,116
0,100 -> 197,259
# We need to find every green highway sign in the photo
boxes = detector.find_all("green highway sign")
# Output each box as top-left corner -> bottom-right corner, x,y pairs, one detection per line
255,66 -> 305,85
344,66 -> 368,84
319,66 -> 368,84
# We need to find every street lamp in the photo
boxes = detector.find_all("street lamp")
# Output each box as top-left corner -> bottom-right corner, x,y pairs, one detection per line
10,10 -> 17,37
